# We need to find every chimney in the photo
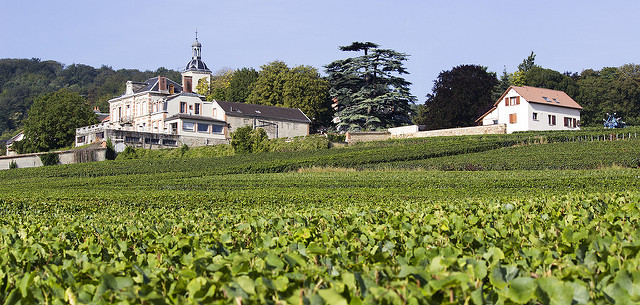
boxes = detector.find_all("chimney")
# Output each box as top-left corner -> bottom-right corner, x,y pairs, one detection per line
169,84 -> 174,95
125,81 -> 133,95
183,75 -> 193,93
158,76 -> 167,92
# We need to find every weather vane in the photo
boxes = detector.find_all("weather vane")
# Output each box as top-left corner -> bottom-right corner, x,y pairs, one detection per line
195,28 -> 198,41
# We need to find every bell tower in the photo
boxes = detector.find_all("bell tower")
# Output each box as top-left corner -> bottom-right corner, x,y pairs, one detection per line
182,29 -> 212,95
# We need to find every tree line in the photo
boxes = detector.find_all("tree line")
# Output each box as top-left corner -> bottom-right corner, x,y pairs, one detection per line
2,46 -> 640,153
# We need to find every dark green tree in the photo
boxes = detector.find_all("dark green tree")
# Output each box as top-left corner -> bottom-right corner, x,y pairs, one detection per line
576,65 -> 640,126
22,89 -> 98,152
248,61 -> 332,130
326,42 -> 416,131
227,68 -> 259,103
518,51 -> 537,72
492,67 -> 511,101
417,64 -> 498,130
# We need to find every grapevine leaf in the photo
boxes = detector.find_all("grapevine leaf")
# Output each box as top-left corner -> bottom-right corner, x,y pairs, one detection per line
505,277 -> 536,304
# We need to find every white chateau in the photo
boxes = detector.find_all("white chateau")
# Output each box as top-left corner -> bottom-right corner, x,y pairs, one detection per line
76,36 -> 311,149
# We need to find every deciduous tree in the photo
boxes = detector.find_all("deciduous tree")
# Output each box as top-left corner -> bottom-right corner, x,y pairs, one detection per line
21,89 -> 98,152
417,64 -> 497,130
227,68 -> 259,103
248,61 -> 332,130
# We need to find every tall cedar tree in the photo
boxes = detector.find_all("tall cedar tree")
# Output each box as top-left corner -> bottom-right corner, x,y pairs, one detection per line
417,65 -> 498,130
326,42 -> 416,131
22,89 -> 98,152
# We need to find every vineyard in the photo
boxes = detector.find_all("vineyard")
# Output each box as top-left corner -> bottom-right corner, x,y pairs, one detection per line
1,129 -> 640,304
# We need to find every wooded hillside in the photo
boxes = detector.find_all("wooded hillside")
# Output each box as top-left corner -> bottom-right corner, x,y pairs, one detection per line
0,58 -> 181,139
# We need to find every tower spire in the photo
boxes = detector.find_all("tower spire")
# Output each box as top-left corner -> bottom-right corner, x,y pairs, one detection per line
191,29 -> 202,60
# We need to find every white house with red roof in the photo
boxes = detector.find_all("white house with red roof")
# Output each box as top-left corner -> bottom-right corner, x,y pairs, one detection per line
476,86 -> 582,133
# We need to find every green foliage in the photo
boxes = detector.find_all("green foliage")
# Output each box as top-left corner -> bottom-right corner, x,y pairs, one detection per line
230,126 -> 268,154
250,128 -> 268,153
11,139 -> 37,155
517,51 -> 537,72
180,144 -> 190,156
326,43 -> 416,131
0,142 -> 5,156
0,149 -> 640,303
118,146 -> 137,159
227,68 -> 259,103
22,89 -> 98,152
230,125 -> 253,154
248,61 -> 331,130
576,64 -> 640,126
326,133 -> 346,142
105,138 -> 116,160
419,65 -> 498,130
38,152 -> 59,166
115,144 -> 234,160
267,135 -> 330,152
8,160 -> 17,169
0,59 -> 182,136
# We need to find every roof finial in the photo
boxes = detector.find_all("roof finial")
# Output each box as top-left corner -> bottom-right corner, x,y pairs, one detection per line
195,28 -> 198,41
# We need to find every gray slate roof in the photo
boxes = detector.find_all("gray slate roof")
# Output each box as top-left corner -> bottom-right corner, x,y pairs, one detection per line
184,59 -> 211,73
216,100 -> 311,123
132,77 -> 183,94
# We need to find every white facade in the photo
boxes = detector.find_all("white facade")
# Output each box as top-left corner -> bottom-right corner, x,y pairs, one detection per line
478,86 -> 582,134
75,36 -> 311,148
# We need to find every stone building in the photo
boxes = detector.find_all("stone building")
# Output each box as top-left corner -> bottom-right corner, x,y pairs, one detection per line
75,35 -> 310,150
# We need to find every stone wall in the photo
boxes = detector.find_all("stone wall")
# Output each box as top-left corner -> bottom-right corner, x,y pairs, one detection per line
345,131 -> 391,143
345,125 -> 507,143
392,124 -> 507,139
0,147 -> 107,170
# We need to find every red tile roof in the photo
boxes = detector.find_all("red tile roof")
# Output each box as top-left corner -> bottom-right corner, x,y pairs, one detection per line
498,86 -> 582,110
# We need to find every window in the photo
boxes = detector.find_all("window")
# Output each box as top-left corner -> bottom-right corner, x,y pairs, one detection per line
509,113 -> 517,124
552,98 -> 560,104
183,122 -> 195,131
212,125 -> 223,134
197,123 -> 209,133
180,102 -> 186,113
162,139 -> 177,146
564,117 -> 578,128
548,115 -> 556,126
532,112 -> 538,121
505,96 -> 520,106
195,103 -> 201,115
543,97 -> 552,102
77,136 -> 85,143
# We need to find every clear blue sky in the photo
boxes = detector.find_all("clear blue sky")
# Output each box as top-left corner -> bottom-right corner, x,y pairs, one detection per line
1,0 -> 638,102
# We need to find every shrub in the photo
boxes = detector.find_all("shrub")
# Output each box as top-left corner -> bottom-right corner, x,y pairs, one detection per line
39,152 -> 59,166
326,133 -> 346,142
180,144 -> 189,156
231,126 -> 268,154
230,126 -> 253,154
8,160 -> 17,169
105,138 -> 116,160
118,146 -> 137,160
